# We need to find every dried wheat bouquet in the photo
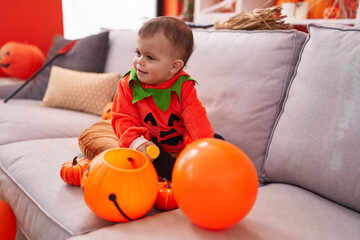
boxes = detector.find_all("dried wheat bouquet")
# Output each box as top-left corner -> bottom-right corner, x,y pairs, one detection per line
214,5 -> 290,31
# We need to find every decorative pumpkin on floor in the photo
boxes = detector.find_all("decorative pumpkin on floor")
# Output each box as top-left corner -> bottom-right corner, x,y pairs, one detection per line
0,41 -> 45,79
101,102 -> 113,120
0,199 -> 17,240
154,177 -> 178,211
60,157 -> 90,186
172,138 -> 259,230
81,148 -> 158,222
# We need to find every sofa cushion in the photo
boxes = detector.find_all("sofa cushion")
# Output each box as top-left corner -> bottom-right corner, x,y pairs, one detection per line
0,138 -> 158,239
104,30 -> 137,76
0,99 -> 100,145
186,29 -> 307,175
68,184 -> 360,240
0,77 -> 24,99
262,24 -> 360,212
41,66 -> 119,115
20,31 -> 109,100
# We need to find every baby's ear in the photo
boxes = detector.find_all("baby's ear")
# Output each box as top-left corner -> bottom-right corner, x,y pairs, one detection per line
171,59 -> 184,74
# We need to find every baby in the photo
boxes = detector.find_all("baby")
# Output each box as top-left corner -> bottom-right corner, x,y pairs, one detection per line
111,16 -> 214,180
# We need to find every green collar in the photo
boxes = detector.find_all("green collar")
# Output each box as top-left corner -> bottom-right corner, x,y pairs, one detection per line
125,68 -> 195,111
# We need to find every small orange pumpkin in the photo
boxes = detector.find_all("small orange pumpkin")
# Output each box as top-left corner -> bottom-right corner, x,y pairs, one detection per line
0,42 -> 45,79
101,102 -> 113,120
81,148 -> 158,222
60,157 -> 90,186
154,178 -> 178,211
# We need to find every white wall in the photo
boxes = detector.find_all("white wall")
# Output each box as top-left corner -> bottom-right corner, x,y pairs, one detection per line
62,0 -> 156,39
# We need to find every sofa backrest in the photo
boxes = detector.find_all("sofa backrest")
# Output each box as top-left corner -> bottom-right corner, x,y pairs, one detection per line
105,28 -> 307,175
187,29 -> 307,175
104,30 -> 137,76
262,24 -> 360,212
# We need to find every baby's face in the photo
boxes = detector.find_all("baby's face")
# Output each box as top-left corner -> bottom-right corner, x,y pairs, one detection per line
133,33 -> 178,85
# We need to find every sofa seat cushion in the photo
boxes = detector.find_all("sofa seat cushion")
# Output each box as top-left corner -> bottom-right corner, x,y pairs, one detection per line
263,24 -> 360,212
0,137 -> 158,239
0,99 -> 100,145
68,183 -> 360,240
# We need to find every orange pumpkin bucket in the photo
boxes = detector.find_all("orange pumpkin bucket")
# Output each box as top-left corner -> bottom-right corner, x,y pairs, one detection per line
81,148 -> 158,222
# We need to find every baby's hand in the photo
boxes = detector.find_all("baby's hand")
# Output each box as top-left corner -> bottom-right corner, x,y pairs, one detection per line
136,141 -> 156,161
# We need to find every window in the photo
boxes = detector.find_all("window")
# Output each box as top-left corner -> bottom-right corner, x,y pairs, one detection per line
62,0 -> 157,39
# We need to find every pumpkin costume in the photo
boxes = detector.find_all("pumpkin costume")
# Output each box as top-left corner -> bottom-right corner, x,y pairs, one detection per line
112,68 -> 214,152
111,68 -> 214,179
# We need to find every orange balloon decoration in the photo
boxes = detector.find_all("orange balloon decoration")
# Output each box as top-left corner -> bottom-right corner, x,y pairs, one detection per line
172,138 -> 258,230
81,148 -> 158,222
0,199 -> 17,240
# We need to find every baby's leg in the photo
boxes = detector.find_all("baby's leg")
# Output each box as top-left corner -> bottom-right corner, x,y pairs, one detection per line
151,141 -> 176,181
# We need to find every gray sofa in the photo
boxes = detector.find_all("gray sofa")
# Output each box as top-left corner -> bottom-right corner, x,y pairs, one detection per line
0,24 -> 359,240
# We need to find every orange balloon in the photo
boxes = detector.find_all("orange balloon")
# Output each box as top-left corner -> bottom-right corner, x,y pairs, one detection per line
172,139 -> 258,230
0,199 -> 17,240
81,148 -> 158,222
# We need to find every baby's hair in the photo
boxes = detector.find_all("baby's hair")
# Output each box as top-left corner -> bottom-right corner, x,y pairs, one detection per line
138,16 -> 194,67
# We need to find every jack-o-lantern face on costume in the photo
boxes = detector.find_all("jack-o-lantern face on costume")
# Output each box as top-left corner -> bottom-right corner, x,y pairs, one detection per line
0,42 -> 45,79
122,68 -> 200,153
143,112 -> 184,146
